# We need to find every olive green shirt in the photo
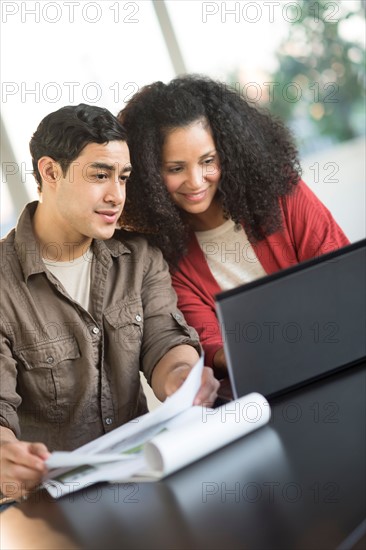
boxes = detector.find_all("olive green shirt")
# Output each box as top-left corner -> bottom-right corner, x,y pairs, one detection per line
0,202 -> 200,451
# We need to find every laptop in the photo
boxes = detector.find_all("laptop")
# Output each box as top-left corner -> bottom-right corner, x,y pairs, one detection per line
215,239 -> 366,399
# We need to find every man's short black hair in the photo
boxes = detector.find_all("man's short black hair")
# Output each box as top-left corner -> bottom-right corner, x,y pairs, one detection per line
30,103 -> 127,190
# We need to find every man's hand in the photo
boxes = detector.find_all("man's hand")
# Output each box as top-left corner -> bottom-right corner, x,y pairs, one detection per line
0,428 -> 50,501
163,364 -> 219,407
151,345 -> 220,407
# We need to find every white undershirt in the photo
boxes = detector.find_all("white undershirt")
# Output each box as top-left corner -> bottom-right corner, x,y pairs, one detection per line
195,219 -> 267,290
43,248 -> 93,311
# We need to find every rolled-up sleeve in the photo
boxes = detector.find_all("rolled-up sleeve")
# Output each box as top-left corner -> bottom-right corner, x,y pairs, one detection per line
140,247 -> 201,384
0,325 -> 22,438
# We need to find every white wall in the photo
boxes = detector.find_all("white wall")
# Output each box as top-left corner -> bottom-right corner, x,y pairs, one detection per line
301,136 -> 366,243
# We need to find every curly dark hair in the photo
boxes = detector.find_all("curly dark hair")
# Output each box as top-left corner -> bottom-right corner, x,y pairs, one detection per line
118,74 -> 301,267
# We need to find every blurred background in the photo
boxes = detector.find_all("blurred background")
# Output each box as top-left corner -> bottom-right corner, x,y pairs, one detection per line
1,0 -> 365,241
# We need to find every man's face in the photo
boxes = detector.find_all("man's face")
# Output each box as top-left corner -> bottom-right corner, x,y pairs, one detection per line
52,141 -> 131,245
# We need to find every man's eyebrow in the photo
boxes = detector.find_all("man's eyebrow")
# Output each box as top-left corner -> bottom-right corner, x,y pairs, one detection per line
90,162 -> 132,172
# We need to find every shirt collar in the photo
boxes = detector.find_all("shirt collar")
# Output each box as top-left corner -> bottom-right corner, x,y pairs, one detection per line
14,201 -> 46,282
95,231 -> 131,258
14,202 -> 131,281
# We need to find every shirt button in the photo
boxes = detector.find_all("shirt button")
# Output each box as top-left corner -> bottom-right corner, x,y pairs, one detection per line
135,314 -> 142,322
105,417 -> 113,425
46,356 -> 54,364
92,326 -> 100,335
174,313 -> 182,321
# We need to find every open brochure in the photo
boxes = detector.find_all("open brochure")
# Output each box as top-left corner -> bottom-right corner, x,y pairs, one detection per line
43,357 -> 271,499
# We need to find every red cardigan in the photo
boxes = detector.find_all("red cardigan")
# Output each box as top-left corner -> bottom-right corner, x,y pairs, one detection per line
171,181 -> 350,368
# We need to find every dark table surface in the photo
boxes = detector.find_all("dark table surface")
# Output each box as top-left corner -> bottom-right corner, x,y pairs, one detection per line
2,361 -> 365,550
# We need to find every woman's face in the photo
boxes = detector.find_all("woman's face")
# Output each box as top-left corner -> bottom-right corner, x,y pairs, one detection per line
161,120 -> 222,220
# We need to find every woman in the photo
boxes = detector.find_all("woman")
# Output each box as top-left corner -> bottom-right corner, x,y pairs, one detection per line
118,75 -> 349,377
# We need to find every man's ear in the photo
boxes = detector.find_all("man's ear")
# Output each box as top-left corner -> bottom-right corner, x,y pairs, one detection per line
38,157 -> 62,189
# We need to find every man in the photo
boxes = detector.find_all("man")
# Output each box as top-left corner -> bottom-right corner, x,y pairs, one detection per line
0,104 -> 219,501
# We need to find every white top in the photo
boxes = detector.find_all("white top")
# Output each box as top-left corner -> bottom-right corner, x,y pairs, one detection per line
195,219 -> 267,290
43,248 -> 93,311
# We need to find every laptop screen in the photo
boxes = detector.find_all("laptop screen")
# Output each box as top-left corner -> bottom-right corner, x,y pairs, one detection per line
216,240 -> 366,399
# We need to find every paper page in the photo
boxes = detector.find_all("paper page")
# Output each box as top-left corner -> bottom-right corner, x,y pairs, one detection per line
144,393 -> 271,477
45,455 -> 147,499
46,422 -> 166,471
43,355 -> 204,496
46,452 -> 136,469
49,354 -> 203,459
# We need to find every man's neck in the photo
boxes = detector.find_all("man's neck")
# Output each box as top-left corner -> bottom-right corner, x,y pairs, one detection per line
32,202 -> 92,261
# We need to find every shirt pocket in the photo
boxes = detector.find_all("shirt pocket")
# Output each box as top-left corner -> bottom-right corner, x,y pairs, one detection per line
16,336 -> 81,407
18,336 -> 80,370
104,297 -> 144,349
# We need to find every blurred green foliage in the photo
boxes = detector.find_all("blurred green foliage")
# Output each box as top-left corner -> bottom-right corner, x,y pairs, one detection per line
228,1 -> 365,151
266,0 -> 365,147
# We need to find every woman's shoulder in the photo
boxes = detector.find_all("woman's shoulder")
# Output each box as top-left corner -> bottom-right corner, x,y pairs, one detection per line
281,179 -> 331,216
